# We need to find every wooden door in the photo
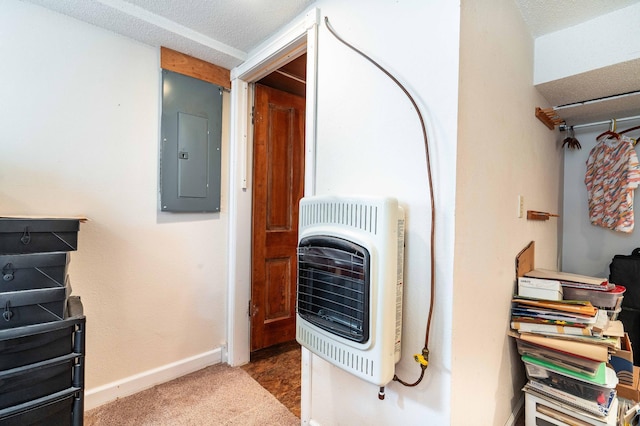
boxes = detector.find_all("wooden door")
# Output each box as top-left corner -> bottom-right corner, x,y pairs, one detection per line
251,84 -> 305,351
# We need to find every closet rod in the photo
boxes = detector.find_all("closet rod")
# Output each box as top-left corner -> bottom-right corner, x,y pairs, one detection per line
558,114 -> 640,132
275,69 -> 306,84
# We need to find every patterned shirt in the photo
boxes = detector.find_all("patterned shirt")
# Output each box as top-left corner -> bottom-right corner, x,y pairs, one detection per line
584,135 -> 640,233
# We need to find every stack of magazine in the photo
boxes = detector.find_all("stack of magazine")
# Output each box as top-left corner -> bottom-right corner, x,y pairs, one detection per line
510,270 -> 625,421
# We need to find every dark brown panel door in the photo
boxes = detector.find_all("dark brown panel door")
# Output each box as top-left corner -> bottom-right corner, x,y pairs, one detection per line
251,84 -> 305,351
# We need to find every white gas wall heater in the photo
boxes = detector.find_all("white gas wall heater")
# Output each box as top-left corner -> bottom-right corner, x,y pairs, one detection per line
296,195 -> 405,386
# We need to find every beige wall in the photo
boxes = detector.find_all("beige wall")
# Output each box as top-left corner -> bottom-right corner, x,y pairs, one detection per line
0,0 -> 230,406
453,0 -> 561,424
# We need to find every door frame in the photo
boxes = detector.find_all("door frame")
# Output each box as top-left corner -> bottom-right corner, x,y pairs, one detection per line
226,8 -> 319,366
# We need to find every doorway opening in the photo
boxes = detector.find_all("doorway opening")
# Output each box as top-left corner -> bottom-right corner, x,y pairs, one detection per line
243,53 -> 307,417
250,53 -> 307,353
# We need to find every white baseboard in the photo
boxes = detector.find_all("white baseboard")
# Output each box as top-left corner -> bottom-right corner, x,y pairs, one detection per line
505,394 -> 525,426
84,348 -> 223,410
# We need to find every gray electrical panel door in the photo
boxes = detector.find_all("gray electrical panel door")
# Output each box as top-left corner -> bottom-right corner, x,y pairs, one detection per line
161,70 -> 222,212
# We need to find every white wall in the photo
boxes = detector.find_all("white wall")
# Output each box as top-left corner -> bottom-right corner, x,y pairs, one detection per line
306,1 -> 459,424
534,3 -> 640,84
0,0 -> 229,407
454,1 -> 561,425
561,118 -> 640,278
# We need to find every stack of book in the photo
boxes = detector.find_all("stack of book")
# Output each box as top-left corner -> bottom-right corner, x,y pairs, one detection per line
510,270 -> 626,422
525,269 -> 625,314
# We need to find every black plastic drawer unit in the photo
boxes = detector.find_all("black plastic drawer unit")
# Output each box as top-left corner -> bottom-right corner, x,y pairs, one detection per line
0,218 -> 80,255
0,252 -> 69,292
0,296 -> 85,426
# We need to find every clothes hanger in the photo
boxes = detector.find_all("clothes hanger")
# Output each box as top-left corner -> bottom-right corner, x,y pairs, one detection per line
619,125 -> 640,146
620,125 -> 640,135
561,125 -> 581,150
596,118 -> 620,141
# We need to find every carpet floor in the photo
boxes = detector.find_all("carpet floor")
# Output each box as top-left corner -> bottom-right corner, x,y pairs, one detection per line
84,363 -> 299,426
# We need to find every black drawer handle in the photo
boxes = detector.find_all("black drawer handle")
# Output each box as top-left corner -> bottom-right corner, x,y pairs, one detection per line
3,301 -> 13,321
21,226 -> 31,245
2,263 -> 14,281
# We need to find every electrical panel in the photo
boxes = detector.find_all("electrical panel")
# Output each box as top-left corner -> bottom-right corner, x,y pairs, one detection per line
160,70 -> 222,212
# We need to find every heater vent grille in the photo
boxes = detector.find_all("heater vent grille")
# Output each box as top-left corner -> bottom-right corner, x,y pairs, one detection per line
300,201 -> 378,234
297,237 -> 370,343
298,326 -> 375,377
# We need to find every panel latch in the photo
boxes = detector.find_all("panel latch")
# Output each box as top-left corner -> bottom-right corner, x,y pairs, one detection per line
2,263 -> 14,281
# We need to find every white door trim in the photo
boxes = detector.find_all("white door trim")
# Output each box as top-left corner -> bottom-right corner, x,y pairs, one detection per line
226,1 -> 319,372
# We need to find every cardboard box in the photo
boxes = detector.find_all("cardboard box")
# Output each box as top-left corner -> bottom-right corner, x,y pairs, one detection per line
517,276 -> 563,300
611,333 -> 634,386
616,366 -> 640,402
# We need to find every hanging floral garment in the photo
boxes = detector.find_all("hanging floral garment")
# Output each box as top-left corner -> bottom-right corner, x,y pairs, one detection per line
585,135 -> 640,233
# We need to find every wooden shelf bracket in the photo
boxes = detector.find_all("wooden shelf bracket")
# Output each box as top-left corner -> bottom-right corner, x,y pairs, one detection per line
535,107 -> 564,130
527,210 -> 559,221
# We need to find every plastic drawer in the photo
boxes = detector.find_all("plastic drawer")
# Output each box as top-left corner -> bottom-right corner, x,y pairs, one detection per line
0,356 -> 74,410
0,296 -> 85,368
0,324 -> 74,370
0,252 -> 69,292
562,285 -> 625,310
0,388 -> 81,426
0,218 -> 79,254
0,281 -> 70,330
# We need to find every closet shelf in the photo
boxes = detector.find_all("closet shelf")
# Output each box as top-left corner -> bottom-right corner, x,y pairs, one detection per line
527,210 -> 559,221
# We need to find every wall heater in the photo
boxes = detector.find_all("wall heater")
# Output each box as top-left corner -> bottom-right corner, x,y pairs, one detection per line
296,195 -> 405,386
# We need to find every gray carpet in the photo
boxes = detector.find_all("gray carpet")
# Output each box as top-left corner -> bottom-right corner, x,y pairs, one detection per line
84,363 -> 299,425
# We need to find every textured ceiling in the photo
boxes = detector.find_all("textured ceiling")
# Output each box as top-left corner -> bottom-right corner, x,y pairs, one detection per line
515,0 -> 640,37
22,0 -> 315,69
21,0 -> 640,126
31,0 -> 633,67
122,0 -> 314,52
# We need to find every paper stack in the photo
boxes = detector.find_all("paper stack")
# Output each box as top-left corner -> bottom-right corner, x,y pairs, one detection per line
510,270 -> 627,421
526,269 -> 625,313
